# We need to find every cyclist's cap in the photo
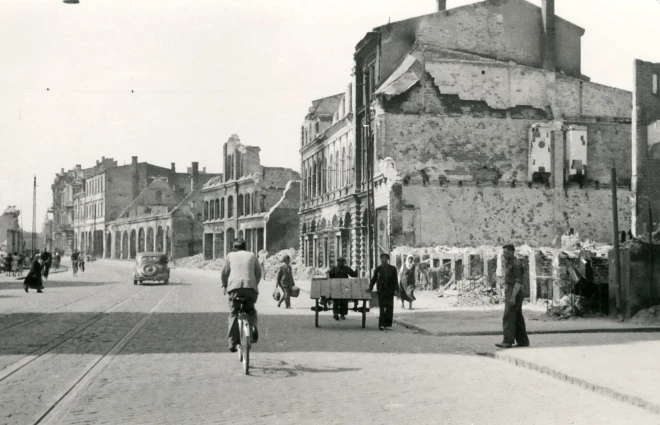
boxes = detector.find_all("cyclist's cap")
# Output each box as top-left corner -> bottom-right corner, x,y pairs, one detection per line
380,253 -> 390,259
233,238 -> 246,250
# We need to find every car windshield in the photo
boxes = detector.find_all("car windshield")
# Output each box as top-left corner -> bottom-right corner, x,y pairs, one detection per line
141,256 -> 161,263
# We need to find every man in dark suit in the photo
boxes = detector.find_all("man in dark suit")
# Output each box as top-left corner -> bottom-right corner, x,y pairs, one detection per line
496,244 -> 530,349
369,253 -> 399,330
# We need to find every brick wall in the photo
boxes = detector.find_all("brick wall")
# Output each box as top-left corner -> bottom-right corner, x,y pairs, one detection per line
265,181 -> 300,253
400,184 -> 631,248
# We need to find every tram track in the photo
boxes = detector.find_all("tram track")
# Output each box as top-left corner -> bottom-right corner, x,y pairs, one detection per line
33,285 -> 176,425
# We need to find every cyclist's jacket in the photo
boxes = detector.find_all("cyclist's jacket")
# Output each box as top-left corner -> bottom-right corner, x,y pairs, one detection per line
221,250 -> 262,293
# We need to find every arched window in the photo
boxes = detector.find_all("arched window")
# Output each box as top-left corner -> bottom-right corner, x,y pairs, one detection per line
312,162 -> 317,198
209,199 -> 215,219
324,158 -> 328,194
204,201 -> 209,221
245,194 -> 251,215
341,147 -> 346,188
335,152 -> 340,191
347,143 -> 353,184
238,194 -> 244,217
329,154 -> 334,191
227,196 -> 234,218
215,199 -> 220,219
316,159 -> 322,197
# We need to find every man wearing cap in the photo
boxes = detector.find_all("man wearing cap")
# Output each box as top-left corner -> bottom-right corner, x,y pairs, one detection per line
221,238 -> 262,353
496,244 -> 530,349
368,253 -> 399,330
328,257 -> 357,320
276,254 -> 295,309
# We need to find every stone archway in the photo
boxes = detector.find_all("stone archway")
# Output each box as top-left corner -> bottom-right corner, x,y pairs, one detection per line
130,229 -> 137,259
156,226 -> 164,253
121,231 -> 129,259
146,227 -> 155,252
138,228 -> 145,253
105,232 -> 112,258
115,231 -> 122,259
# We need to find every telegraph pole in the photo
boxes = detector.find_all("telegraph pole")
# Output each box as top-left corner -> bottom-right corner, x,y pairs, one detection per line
32,176 -> 37,254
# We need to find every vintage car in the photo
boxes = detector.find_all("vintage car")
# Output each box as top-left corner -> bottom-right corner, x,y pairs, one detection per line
133,252 -> 170,285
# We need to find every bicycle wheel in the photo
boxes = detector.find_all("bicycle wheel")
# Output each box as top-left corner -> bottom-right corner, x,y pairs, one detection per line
241,320 -> 250,375
237,317 -> 244,362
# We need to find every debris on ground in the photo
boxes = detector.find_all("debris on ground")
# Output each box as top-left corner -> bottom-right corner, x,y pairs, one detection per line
172,254 -> 225,271
631,305 -> 660,325
444,277 -> 503,307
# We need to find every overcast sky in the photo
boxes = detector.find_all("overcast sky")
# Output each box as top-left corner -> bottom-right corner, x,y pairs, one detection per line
1,0 -> 659,230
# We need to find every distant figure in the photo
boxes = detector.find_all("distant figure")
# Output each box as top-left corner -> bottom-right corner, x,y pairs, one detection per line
53,251 -> 61,271
257,249 -> 268,279
495,244 -> 530,349
398,255 -> 417,310
276,255 -> 295,309
17,252 -> 25,276
11,253 -> 19,277
71,250 -> 80,277
420,169 -> 430,186
328,257 -> 357,320
24,254 -> 44,293
79,253 -> 85,273
41,249 -> 53,280
5,253 -> 13,277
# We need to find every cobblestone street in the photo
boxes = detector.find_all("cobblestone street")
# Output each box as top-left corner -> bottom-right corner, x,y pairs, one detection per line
1,261 -> 659,425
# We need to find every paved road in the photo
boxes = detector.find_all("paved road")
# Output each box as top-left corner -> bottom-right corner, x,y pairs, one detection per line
0,261 -> 658,425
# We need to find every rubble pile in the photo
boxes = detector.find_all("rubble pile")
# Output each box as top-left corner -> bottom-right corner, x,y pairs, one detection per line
172,254 -> 225,271
631,305 -> 660,325
442,277 -> 503,307
263,248 -> 316,281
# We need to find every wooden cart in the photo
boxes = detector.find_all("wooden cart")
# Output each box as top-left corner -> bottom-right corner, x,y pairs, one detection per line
310,278 -> 371,328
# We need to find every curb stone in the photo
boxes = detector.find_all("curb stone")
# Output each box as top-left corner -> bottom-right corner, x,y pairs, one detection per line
494,351 -> 660,415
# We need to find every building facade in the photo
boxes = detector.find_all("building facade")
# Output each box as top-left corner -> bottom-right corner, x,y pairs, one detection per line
301,0 -> 635,275
0,206 -> 22,253
201,135 -> 300,259
299,84 -> 358,270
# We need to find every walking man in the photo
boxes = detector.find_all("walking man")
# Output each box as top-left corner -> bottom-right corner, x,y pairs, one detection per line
276,254 -> 294,309
221,239 -> 262,353
496,244 -> 530,349
328,257 -> 357,320
41,249 -> 52,281
71,250 -> 79,277
369,253 -> 399,330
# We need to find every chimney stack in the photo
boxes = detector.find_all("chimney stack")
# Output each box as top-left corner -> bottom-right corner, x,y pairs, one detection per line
436,0 -> 447,11
542,0 -> 556,72
171,162 -> 176,172
191,162 -> 200,191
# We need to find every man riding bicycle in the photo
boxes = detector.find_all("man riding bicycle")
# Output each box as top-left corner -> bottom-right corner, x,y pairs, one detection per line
221,238 -> 262,353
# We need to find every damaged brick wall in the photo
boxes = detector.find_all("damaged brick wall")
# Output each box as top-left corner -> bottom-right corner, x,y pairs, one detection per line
265,181 -> 300,254
401,185 -> 631,247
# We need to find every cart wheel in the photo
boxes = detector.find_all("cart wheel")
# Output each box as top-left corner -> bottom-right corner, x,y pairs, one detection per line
362,300 -> 367,328
133,280 -> 138,285
315,299 -> 319,328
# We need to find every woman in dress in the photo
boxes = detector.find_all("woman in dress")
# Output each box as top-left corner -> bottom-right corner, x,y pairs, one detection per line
11,253 -> 18,277
398,255 -> 417,310
24,254 -> 44,293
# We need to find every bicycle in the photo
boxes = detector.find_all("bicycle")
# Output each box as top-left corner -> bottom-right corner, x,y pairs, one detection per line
235,297 -> 252,375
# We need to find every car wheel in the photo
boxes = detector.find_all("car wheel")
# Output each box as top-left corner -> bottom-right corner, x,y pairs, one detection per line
163,279 -> 169,285
133,279 -> 138,285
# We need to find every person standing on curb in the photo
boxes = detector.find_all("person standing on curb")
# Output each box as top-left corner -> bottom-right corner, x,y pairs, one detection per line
276,255 -> 295,309
328,257 -> 357,320
368,253 -> 399,331
71,250 -> 79,277
495,244 -> 530,349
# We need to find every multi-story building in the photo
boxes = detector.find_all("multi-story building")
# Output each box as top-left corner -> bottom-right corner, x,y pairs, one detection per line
299,84 -> 356,269
301,0 -> 635,274
0,206 -> 22,253
201,135 -> 300,259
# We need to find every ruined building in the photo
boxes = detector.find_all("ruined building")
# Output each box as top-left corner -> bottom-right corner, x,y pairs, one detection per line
300,0 -> 633,274
52,157 -> 220,258
0,206 -> 21,253
202,135 -> 300,259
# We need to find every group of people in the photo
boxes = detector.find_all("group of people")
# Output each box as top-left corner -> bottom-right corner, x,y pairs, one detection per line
70,250 -> 85,276
219,239 -> 529,351
23,249 -> 54,293
2,252 -> 27,277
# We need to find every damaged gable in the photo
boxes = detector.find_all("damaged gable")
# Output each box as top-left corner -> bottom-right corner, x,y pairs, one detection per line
375,55 -> 424,99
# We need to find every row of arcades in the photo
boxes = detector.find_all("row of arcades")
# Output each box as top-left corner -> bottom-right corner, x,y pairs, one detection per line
76,225 -> 172,260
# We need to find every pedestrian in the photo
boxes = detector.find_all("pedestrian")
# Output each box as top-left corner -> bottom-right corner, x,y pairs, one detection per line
24,254 -> 44,293
71,250 -> 79,277
258,249 -> 268,279
53,251 -> 61,271
17,252 -> 25,276
79,252 -> 85,273
5,252 -> 13,277
328,257 -> 357,320
369,253 -> 399,330
495,244 -> 530,349
276,254 -> 295,309
41,248 -> 53,281
11,252 -> 19,277
398,255 -> 417,310
221,238 -> 262,353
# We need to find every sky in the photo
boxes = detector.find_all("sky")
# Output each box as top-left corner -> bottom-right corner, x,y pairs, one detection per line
1,0 -> 659,230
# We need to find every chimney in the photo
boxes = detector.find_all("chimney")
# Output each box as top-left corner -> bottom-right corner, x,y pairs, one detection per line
203,167 -> 206,173
75,164 -> 81,170
542,0 -> 556,72
436,0 -> 447,11
171,162 -> 176,172
191,162 -> 199,191
131,156 -> 139,201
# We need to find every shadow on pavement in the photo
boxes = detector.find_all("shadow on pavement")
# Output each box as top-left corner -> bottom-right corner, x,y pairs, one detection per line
251,360 -> 361,378
1,311 -> 660,356
0,280 -> 111,290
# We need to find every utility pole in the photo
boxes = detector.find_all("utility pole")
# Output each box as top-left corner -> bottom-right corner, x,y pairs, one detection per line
32,176 -> 37,254
611,164 -> 622,318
